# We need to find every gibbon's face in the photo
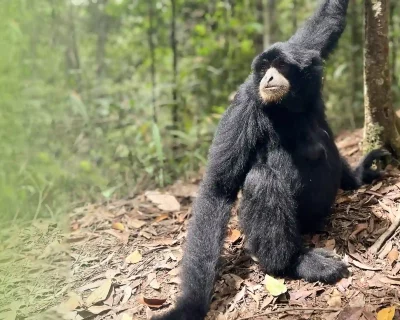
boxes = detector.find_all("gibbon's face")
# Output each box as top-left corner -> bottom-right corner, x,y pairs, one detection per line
252,43 -> 323,105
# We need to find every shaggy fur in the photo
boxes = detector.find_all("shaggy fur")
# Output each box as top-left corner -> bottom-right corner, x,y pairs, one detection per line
153,1 -> 387,319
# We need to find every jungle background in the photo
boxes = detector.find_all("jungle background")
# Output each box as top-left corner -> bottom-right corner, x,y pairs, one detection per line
1,0 -> 399,222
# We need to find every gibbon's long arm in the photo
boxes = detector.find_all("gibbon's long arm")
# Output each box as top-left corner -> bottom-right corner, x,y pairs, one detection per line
288,0 -> 350,59
156,94 -> 263,319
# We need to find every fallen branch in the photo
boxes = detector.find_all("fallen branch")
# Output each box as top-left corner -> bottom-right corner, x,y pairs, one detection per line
369,214 -> 400,255
238,307 -> 340,320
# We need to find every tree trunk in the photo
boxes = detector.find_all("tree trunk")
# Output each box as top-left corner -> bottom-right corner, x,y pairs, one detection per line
147,0 -> 157,123
363,0 -> 400,157
171,0 -> 179,148
348,0 -> 361,129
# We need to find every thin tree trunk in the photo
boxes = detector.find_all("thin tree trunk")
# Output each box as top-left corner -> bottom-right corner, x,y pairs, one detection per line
96,0 -> 109,77
67,2 -> 82,91
293,0 -> 298,33
147,0 -> 157,123
171,0 -> 178,133
364,0 -> 400,157
348,0 -> 361,129
389,1 -> 397,86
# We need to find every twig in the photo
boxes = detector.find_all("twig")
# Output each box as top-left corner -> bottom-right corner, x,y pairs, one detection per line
239,307 -> 340,319
369,214 -> 400,254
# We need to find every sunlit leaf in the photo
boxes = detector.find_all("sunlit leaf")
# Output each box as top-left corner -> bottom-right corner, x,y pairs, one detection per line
264,274 -> 287,296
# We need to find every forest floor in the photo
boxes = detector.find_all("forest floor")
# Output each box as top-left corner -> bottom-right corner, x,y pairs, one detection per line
1,128 -> 400,320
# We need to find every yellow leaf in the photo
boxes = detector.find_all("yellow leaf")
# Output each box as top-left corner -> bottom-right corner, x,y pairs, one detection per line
121,314 -> 133,320
86,279 -> 112,306
62,292 -> 82,311
264,274 -> 287,296
112,222 -> 125,231
125,250 -> 142,264
377,307 -> 396,320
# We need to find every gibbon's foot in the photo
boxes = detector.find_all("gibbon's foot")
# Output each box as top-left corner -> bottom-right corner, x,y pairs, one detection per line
359,149 -> 391,184
293,248 -> 350,284
151,303 -> 206,320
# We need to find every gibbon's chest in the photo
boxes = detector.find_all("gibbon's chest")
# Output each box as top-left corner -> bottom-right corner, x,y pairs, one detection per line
262,121 -> 329,164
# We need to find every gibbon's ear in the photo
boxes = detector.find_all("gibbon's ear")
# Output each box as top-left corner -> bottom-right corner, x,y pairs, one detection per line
287,0 -> 350,60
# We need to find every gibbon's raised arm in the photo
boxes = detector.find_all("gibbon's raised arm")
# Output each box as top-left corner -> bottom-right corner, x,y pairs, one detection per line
288,0 -> 350,59
153,92 -> 264,320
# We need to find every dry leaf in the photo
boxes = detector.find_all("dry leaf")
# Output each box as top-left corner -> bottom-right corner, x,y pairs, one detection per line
130,219 -> 146,229
388,248 -> 399,264
264,274 -> 287,296
121,286 -> 133,304
327,289 -> 341,307
104,229 -> 129,244
377,306 -> 396,320
62,292 -> 82,311
227,229 -> 241,243
145,191 -> 180,212
87,305 -> 111,315
112,222 -> 125,231
138,296 -> 166,308
325,238 -> 336,250
121,313 -> 133,320
371,182 -> 383,191
154,214 -> 169,223
125,250 -> 142,264
378,241 -> 393,259
149,278 -> 160,290
349,223 -> 368,240
228,286 -> 246,312
350,260 -> 382,271
86,279 -> 112,306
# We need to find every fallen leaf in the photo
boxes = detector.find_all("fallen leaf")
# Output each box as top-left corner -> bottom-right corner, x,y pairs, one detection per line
337,307 -> 363,320
325,238 -> 336,250
371,182 -> 383,191
130,219 -> 146,229
145,191 -> 180,212
121,313 -> 133,320
264,274 -> 287,296
228,286 -> 246,312
112,222 -> 125,231
222,274 -> 244,290
377,306 -> 396,320
121,286 -> 133,304
260,295 -> 274,310
290,289 -> 313,301
388,248 -> 399,264
349,223 -> 368,240
138,296 -> 166,308
62,292 -> 82,311
327,289 -> 341,307
104,230 -> 129,244
378,276 -> 400,285
336,196 -> 351,204
87,306 -> 111,315
125,250 -> 142,264
154,214 -> 169,223
350,260 -> 382,271
233,286 -> 246,304
378,241 -> 393,259
86,279 -> 112,306
227,229 -> 241,243
149,278 -> 160,290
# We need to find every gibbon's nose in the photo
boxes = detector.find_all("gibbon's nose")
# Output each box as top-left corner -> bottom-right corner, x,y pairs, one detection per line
263,68 -> 281,88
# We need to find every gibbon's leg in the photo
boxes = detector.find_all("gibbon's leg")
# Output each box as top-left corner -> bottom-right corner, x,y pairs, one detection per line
340,149 -> 389,190
240,164 -> 349,284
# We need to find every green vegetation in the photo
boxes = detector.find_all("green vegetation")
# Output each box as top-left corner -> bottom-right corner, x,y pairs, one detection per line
0,0 -> 399,221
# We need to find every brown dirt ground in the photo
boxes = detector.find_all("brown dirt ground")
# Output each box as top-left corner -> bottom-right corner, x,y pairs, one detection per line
2,128 -> 400,320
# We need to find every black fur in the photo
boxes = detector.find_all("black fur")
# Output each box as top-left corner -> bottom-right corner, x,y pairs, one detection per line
153,1 -> 386,319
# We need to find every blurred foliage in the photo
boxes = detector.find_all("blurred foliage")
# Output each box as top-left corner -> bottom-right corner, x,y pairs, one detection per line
0,0 -> 399,220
